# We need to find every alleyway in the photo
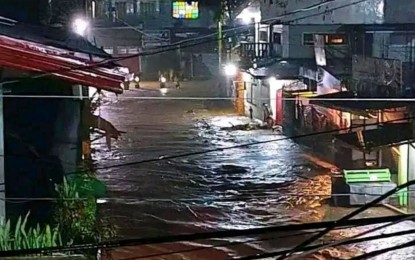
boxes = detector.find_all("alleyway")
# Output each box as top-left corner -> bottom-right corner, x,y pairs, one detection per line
94,81 -> 415,259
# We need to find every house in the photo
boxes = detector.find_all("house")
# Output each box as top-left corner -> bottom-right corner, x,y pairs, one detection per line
0,20 -> 126,222
90,0 -> 220,80
253,0 -> 415,209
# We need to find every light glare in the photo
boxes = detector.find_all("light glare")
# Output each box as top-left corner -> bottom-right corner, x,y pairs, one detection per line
72,18 -> 89,36
224,64 -> 238,77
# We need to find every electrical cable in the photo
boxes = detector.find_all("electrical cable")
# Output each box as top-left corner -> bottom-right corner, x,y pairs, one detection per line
235,228 -> 415,260
276,179 -> 415,260
88,116 -> 413,172
0,215 -> 410,257
291,212 -> 415,259
0,0 -> 369,86
118,230 -> 322,260
348,238 -> 415,260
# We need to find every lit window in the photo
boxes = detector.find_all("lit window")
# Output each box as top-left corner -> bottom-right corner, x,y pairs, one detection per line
172,1 -> 199,19
327,34 -> 347,45
302,33 -> 347,45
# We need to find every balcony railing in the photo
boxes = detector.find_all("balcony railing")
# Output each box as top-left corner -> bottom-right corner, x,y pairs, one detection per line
240,42 -> 272,61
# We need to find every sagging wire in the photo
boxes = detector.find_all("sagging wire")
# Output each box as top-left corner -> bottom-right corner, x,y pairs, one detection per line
349,239 -> 415,260
236,228 -> 415,260
290,213 -> 415,259
0,192 -> 407,202
276,180 -> 415,260
86,116 -> 415,172
0,0 -> 369,87
0,215 -> 410,257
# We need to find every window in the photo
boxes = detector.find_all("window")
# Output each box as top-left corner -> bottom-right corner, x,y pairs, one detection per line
326,34 -> 347,45
273,33 -> 281,44
140,2 -> 157,15
127,46 -> 139,54
172,1 -> 199,19
303,33 -> 347,45
303,33 -> 314,45
117,47 -> 127,55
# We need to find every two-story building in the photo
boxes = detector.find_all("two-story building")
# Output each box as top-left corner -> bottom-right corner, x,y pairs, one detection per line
90,0 -> 220,80
239,0 -> 415,210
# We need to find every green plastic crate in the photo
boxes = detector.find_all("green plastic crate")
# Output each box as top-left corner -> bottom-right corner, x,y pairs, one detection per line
343,169 -> 391,183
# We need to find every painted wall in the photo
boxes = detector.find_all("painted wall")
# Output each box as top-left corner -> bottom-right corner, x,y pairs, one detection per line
272,25 -> 348,59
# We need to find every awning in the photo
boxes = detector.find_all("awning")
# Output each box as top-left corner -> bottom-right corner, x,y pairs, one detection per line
309,91 -> 410,113
335,123 -> 413,151
0,35 -> 125,94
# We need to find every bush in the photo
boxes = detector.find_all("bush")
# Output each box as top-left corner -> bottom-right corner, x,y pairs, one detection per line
0,212 -> 61,251
54,178 -> 115,245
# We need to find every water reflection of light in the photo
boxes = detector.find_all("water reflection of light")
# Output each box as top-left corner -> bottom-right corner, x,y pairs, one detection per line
160,88 -> 168,96
97,199 -> 108,204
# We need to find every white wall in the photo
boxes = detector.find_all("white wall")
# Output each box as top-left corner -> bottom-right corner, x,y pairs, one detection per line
261,0 -> 386,25
273,25 -> 348,59
244,78 -> 270,121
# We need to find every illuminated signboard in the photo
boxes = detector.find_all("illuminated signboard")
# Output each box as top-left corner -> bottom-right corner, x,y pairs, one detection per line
172,1 -> 199,19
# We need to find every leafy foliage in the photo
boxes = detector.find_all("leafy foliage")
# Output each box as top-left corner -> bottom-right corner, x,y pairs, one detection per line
54,177 -> 115,245
0,212 -> 61,251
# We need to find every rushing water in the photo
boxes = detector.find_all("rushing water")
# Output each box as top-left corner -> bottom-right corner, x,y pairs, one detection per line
94,81 -> 415,259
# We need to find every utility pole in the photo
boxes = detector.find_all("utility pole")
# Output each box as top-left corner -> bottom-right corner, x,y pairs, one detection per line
0,70 -> 5,219
218,20 -> 222,65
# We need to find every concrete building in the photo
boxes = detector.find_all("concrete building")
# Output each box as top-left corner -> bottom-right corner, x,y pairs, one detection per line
0,21 -> 126,221
90,0 -> 220,80
230,0 -> 415,209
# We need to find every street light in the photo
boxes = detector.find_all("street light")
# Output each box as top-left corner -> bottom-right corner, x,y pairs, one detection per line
239,9 -> 261,24
72,17 -> 89,36
224,64 -> 238,77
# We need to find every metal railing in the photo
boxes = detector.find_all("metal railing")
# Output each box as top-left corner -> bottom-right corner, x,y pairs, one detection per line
239,42 -> 272,61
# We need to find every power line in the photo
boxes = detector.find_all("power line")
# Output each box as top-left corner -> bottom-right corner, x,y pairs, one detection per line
292,213 -> 415,259
0,0 -> 369,86
277,179 -> 415,260
119,231 -> 320,260
0,191 -> 405,202
349,238 -> 415,260
236,228 -> 415,260
0,214 -> 411,257
2,94 -> 415,101
89,116 -> 413,172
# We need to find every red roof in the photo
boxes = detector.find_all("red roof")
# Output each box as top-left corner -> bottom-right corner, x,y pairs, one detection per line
0,35 -> 125,94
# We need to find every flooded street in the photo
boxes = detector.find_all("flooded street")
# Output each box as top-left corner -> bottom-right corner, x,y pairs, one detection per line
94,81 -> 415,259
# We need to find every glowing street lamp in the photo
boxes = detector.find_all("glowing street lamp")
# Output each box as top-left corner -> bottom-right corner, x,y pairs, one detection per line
224,64 -> 238,77
72,18 -> 89,36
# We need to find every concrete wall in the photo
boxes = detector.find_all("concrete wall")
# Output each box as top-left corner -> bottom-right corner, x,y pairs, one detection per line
262,0 -> 415,25
244,78 -> 270,121
276,25 -> 349,59
261,0 -> 385,25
